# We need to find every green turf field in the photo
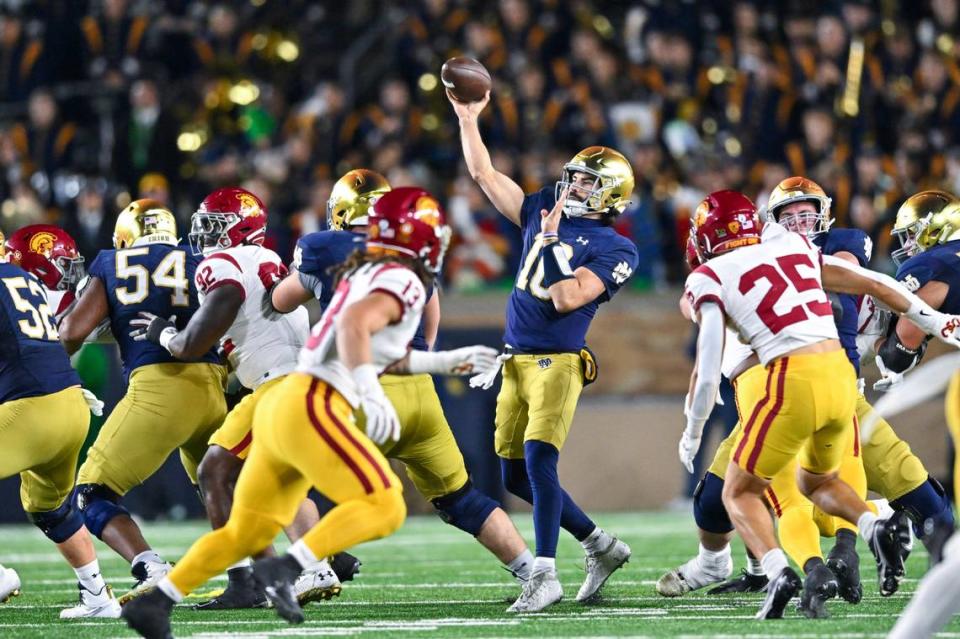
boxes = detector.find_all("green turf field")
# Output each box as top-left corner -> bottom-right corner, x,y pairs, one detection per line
0,511 -> 954,638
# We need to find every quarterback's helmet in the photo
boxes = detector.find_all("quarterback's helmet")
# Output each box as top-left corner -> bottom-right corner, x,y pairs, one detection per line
367,187 -> 451,274
691,190 -> 761,261
189,187 -> 267,255
113,199 -> 179,249
765,176 -> 833,237
6,224 -> 85,290
327,169 -> 391,231
555,146 -> 635,218
891,190 -> 960,265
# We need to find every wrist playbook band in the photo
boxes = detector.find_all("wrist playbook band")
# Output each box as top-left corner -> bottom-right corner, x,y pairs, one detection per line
541,243 -> 575,287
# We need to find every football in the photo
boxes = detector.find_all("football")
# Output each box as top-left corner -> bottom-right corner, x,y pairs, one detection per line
441,56 -> 491,103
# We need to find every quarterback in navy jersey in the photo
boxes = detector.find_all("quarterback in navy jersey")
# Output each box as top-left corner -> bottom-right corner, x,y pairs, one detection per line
450,89 -> 638,612
59,200 -> 228,603
0,251 -> 122,618
270,169 -> 534,591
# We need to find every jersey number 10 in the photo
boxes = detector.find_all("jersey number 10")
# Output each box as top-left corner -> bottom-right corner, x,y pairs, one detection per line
516,234 -> 574,301
115,249 -> 190,307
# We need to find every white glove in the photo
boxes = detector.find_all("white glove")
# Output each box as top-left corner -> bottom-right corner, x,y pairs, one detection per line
81,388 -> 104,416
409,346 -> 499,376
678,428 -> 702,474
352,364 -> 400,444
469,352 -> 512,389
906,304 -> 960,348
873,354 -> 909,392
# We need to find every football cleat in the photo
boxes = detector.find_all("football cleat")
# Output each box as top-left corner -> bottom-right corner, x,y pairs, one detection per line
295,559 -> 342,604
252,555 -> 304,624
755,567 -> 801,620
120,587 -> 174,639
507,570 -> 563,613
60,583 -> 121,619
656,555 -> 731,597
119,560 -> 172,605
826,544 -> 862,604
576,537 -> 630,602
194,566 -> 267,610
922,517 -> 955,567
797,563 -> 838,619
0,567 -> 21,603
329,552 -> 361,582
707,569 -> 768,594
869,515 -> 908,597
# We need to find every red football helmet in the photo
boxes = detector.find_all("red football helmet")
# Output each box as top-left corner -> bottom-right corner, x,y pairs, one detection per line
5,224 -> 85,291
366,187 -> 452,274
691,190 -> 761,261
189,187 -> 267,255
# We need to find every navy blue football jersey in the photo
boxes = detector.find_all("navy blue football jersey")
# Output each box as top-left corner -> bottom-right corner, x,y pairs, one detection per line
293,230 -> 432,351
504,187 -> 639,353
0,263 -> 80,402
814,227 -> 872,374
896,239 -> 960,315
88,243 -> 219,380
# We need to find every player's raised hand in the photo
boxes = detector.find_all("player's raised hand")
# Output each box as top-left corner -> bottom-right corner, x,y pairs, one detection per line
129,312 -> 178,345
446,89 -> 490,121
541,187 -> 569,235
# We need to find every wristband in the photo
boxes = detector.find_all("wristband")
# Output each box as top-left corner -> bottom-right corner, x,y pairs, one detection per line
158,327 -> 178,353
541,243 -> 575,287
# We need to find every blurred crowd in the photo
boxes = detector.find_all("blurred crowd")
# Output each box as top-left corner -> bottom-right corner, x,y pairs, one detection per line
3,0 -> 960,289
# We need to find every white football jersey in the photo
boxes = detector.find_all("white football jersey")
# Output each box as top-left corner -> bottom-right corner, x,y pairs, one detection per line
297,261 -> 427,407
195,244 -> 309,390
855,295 -> 890,360
684,222 -> 838,366
721,328 -> 755,379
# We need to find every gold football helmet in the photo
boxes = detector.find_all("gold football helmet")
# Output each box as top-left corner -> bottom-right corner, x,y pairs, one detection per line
113,199 -> 179,249
327,169 -> 391,231
765,176 -> 833,237
891,190 -> 960,265
556,146 -> 635,218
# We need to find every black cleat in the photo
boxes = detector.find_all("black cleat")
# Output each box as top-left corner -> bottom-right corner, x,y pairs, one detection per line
922,517 -> 955,567
707,569 -> 768,594
121,588 -> 174,639
869,514 -> 907,597
195,566 -> 267,610
252,555 -> 304,624
755,567 -> 801,619
826,546 -> 862,604
798,563 -> 838,619
329,552 -> 361,582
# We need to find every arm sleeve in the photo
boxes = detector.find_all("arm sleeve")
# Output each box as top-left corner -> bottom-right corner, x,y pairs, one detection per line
368,267 -> 427,322
295,267 -> 324,301
687,302 -> 725,434
196,255 -> 245,299
583,239 -> 640,301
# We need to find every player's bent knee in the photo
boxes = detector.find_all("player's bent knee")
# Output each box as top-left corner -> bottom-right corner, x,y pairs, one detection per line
73,483 -> 129,539
431,479 -> 500,536
26,499 -> 84,543
694,473 -> 734,535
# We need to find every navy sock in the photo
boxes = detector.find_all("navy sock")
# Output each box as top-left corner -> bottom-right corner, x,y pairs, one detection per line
524,441 -> 563,558
890,477 -> 956,537
501,455 -> 596,543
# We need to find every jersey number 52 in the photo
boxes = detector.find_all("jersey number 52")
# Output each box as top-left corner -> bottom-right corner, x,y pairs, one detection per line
2,276 -> 59,340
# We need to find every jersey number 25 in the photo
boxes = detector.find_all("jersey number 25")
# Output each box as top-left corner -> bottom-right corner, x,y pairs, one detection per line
738,253 -> 833,334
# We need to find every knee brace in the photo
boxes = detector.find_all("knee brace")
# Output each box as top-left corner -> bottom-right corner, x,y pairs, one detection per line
26,498 -> 84,543
431,479 -> 500,536
74,483 -> 130,538
693,472 -> 734,535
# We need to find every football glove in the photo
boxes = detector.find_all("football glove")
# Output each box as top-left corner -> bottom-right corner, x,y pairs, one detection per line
873,354 -> 915,392
352,364 -> 400,444
678,429 -> 702,474
80,388 -> 104,417
129,312 -> 178,352
409,346 -> 499,376
469,352 -> 512,390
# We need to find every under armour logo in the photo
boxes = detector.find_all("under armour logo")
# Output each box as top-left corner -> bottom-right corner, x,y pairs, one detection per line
537,358 -> 552,369
576,236 -> 589,246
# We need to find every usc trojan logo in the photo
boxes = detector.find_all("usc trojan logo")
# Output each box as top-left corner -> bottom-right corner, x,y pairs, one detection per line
28,231 -> 57,257
693,201 -> 709,229
236,192 -> 263,217
414,196 -> 441,227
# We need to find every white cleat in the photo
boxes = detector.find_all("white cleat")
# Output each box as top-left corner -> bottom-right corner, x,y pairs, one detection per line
60,583 -> 121,619
656,556 -> 731,597
576,538 -> 631,602
0,567 -> 21,603
294,559 -> 342,604
507,570 -> 563,613
118,560 -> 172,605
